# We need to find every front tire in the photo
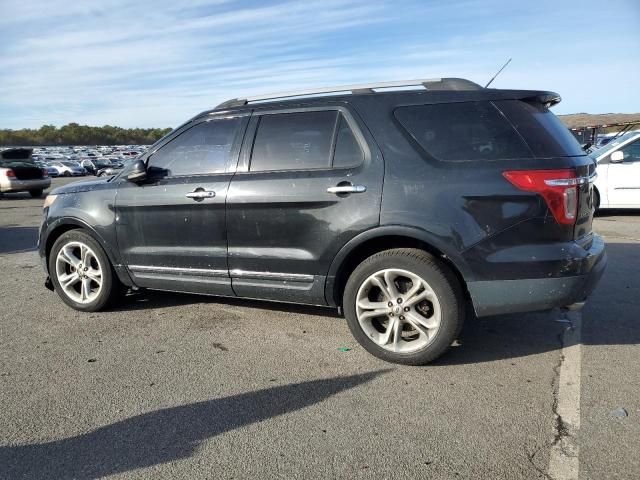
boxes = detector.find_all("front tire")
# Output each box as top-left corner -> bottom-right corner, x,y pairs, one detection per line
343,248 -> 464,365
48,230 -> 119,311
63,171 -> 71,177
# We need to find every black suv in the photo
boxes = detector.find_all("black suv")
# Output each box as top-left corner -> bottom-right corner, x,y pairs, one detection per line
39,78 -> 606,365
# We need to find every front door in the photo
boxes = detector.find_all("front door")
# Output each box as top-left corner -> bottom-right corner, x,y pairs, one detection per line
226,106 -> 383,305
116,114 -> 248,295
607,139 -> 640,206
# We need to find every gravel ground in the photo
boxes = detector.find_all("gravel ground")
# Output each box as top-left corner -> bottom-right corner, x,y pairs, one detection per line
0,177 -> 638,479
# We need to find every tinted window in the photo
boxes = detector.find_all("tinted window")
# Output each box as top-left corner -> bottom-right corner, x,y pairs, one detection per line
495,100 -> 585,157
250,111 -> 337,171
619,140 -> 640,162
333,116 -> 363,167
395,102 -> 533,161
149,117 -> 241,176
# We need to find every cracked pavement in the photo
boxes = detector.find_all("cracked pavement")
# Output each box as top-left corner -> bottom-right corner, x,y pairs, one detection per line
1,177 -> 639,479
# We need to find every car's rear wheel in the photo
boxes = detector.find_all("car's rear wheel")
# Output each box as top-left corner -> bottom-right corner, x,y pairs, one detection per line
63,171 -> 71,177
343,248 -> 464,365
29,189 -> 43,198
49,230 -> 119,311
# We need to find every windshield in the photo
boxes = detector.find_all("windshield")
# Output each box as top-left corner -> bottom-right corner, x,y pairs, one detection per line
590,131 -> 640,160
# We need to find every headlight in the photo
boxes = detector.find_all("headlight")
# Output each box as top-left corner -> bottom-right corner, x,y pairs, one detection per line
43,194 -> 58,209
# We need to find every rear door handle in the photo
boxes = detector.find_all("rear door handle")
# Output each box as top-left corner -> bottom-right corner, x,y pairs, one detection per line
327,184 -> 367,194
186,189 -> 216,200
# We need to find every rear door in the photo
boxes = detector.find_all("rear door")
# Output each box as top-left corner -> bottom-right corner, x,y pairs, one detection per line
606,139 -> 640,206
116,114 -> 248,295
226,105 -> 383,305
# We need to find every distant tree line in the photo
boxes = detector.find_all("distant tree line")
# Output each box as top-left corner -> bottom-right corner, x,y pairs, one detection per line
0,123 -> 173,146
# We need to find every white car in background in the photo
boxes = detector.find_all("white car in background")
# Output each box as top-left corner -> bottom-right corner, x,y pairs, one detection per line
592,131 -> 640,210
48,161 -> 86,177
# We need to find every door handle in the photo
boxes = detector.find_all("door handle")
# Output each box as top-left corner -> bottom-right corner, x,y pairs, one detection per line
327,184 -> 367,194
186,189 -> 216,200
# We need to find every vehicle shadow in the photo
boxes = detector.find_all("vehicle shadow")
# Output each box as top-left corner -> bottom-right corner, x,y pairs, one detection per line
113,242 -> 640,365
0,225 -> 39,254
0,370 -> 387,479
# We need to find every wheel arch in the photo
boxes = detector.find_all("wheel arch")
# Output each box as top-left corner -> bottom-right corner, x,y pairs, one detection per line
325,226 -> 473,307
43,218 -> 134,287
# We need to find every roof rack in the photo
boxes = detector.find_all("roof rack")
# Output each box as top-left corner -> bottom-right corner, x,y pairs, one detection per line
215,77 -> 482,109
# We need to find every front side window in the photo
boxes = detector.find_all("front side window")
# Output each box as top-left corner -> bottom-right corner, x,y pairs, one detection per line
619,140 -> 640,162
148,117 -> 241,176
395,101 -> 534,162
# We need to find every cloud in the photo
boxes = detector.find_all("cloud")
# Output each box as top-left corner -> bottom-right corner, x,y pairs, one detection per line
0,0 -> 638,128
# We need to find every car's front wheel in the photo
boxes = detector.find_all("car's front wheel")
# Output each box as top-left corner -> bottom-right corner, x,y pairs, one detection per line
343,248 -> 464,365
49,230 -> 119,311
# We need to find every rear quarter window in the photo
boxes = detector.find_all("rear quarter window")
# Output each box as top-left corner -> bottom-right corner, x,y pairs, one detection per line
395,101 -> 534,162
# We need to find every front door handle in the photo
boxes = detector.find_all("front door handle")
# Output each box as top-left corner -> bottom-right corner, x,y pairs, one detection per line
327,184 -> 367,194
186,189 -> 216,200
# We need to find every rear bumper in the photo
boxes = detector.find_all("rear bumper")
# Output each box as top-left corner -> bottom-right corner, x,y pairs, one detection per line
0,177 -> 51,193
468,235 -> 607,317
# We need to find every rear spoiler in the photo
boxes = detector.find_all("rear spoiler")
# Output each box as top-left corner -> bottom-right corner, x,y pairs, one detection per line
519,91 -> 562,108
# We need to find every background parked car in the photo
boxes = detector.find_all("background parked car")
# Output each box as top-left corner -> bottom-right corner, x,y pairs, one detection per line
49,161 -> 86,177
0,148 -> 51,197
592,131 -> 640,210
34,160 -> 60,177
81,159 -> 114,175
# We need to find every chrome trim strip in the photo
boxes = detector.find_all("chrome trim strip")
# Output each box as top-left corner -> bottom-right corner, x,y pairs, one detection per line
128,265 -> 228,277
230,269 -> 314,283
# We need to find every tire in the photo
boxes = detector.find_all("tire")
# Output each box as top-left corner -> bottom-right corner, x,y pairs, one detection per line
593,188 -> 600,211
63,171 -> 71,177
30,189 -> 43,198
48,230 -> 120,312
343,248 -> 464,365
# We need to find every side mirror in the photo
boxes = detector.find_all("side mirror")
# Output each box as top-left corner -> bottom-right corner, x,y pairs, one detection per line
610,151 -> 624,163
127,159 -> 147,182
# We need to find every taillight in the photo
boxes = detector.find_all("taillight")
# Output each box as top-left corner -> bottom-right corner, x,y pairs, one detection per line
3,169 -> 16,178
503,169 -> 578,225
42,168 -> 48,177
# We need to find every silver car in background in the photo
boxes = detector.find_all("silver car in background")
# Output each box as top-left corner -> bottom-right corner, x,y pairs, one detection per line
0,148 -> 51,197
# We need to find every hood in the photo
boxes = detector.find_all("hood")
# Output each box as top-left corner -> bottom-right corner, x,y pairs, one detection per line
51,177 -> 113,195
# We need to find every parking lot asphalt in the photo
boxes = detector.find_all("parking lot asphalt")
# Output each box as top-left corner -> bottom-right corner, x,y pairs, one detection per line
1,177 -> 638,479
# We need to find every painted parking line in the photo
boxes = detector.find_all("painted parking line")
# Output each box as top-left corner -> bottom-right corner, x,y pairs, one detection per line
548,309 -> 582,480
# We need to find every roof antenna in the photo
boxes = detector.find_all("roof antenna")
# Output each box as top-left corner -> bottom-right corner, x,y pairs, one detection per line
484,58 -> 512,88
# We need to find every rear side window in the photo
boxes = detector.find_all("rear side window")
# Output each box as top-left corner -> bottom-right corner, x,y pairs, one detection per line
395,102 -> 533,161
250,111 -> 337,171
149,117 -> 241,176
495,100 -> 585,157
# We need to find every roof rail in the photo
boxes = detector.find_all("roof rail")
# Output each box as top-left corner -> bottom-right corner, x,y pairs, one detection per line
214,77 -> 482,109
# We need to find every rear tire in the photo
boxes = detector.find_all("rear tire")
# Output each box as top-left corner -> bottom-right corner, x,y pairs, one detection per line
48,230 -> 120,312
30,189 -> 43,198
63,171 -> 71,177
343,248 -> 464,365
593,188 -> 600,211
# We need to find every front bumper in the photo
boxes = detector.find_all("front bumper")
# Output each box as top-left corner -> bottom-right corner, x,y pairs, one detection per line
468,235 -> 607,317
0,177 -> 51,193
